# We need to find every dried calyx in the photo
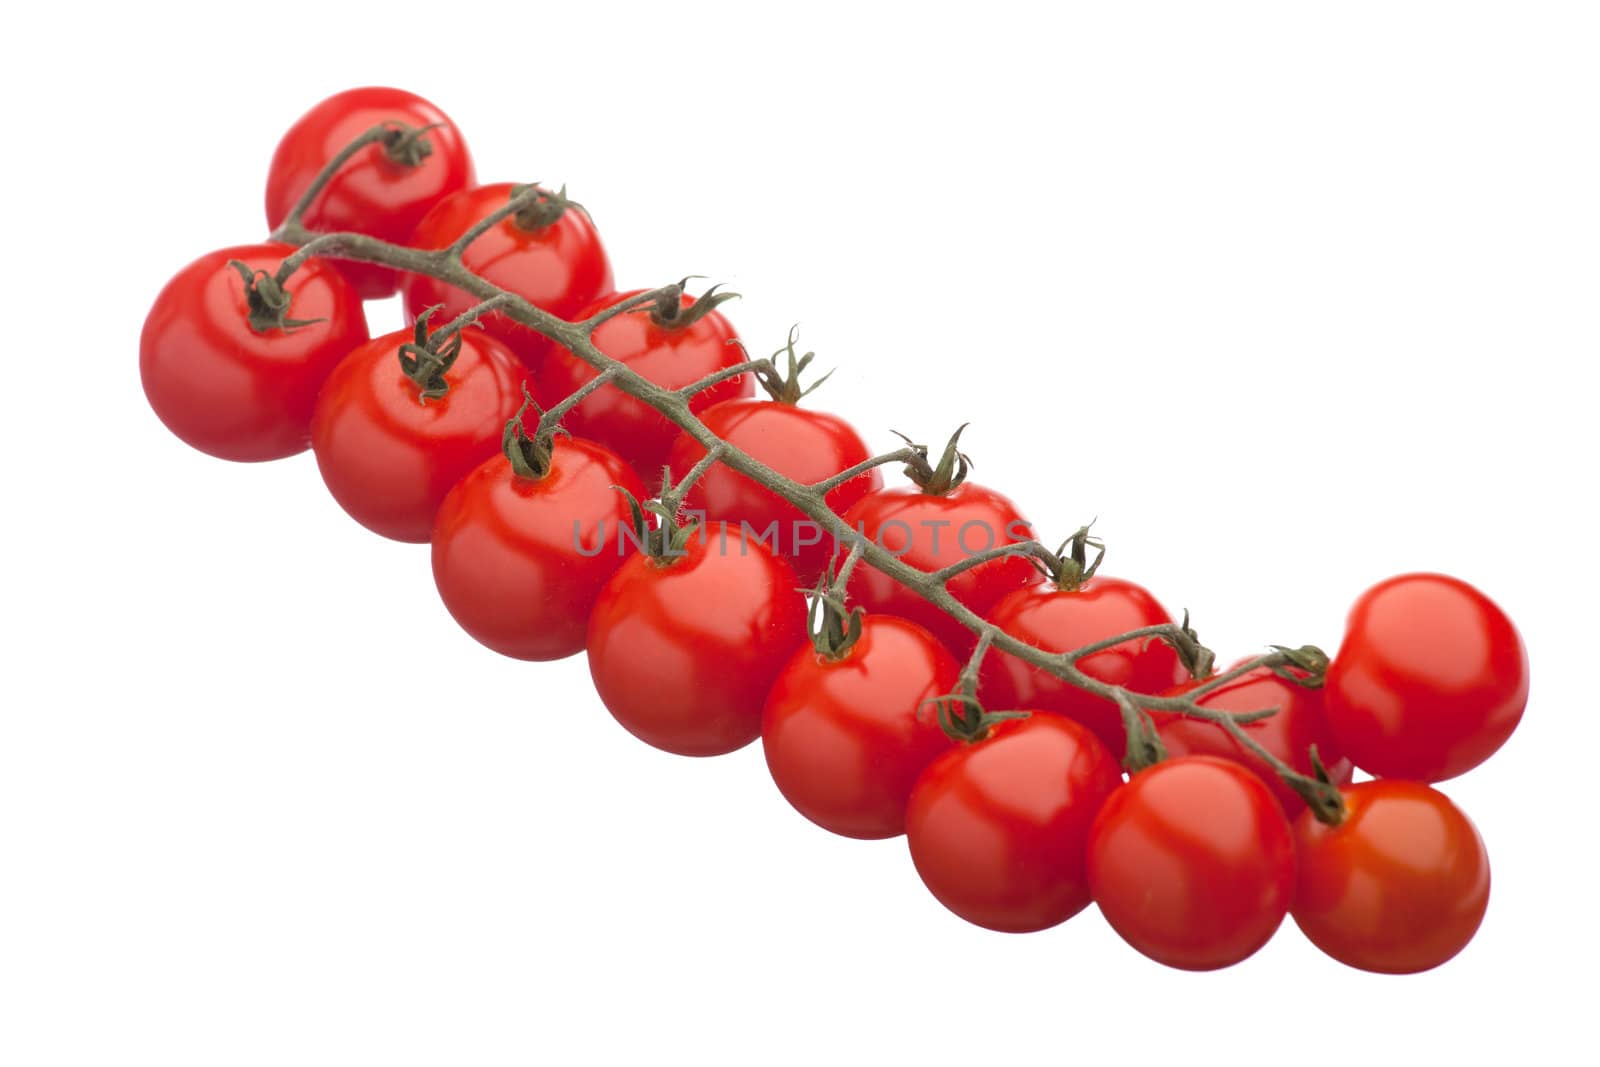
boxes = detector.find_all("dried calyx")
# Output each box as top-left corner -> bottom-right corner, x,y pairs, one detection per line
509,183 -> 576,231
895,425 -> 972,496
648,277 -> 740,330
380,121 -> 442,168
1040,523 -> 1105,592
754,327 -> 835,405
926,692 -> 1029,744
502,384 -> 565,480
227,260 -> 325,334
616,478 -> 700,562
806,566 -> 865,659
396,306 -> 462,403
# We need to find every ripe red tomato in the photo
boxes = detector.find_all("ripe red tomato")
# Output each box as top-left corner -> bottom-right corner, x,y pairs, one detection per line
544,290 -> 753,482
1293,780 -> 1490,974
265,87 -> 474,299
1087,755 -> 1295,970
843,483 -> 1035,656
431,437 -> 643,661
979,576 -> 1188,759
401,183 -> 613,372
1152,663 -> 1353,815
587,523 -> 808,757
142,243 -> 368,462
762,616 -> 959,839
666,399 -> 880,586
311,324 -> 525,542
906,714 -> 1121,932
1324,573 -> 1529,782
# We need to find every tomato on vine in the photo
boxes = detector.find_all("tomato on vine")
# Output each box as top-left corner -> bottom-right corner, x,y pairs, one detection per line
905,712 -> 1121,933
1087,755 -> 1295,971
265,87 -> 474,299
311,312 -> 526,543
587,519 -> 808,757
842,428 -> 1035,655
544,284 -> 753,482
1152,660 -> 1353,815
431,395 -> 642,661
401,182 -> 613,373
142,243 -> 368,462
1293,780 -> 1490,974
977,528 -> 1189,758
666,331 -> 880,586
1324,573 -> 1528,782
763,610 -> 958,839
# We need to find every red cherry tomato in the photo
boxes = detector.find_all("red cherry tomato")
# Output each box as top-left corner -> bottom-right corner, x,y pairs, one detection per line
141,243 -> 368,462
544,290 -> 753,482
1293,780 -> 1490,974
979,576 -> 1188,759
843,483 -> 1035,656
1325,573 -> 1529,782
431,438 -> 642,660
401,183 -> 613,372
906,714 -> 1121,932
265,87 -> 474,299
1152,663 -> 1353,815
1087,755 -> 1295,970
762,616 -> 959,839
588,524 -> 807,756
666,398 -> 880,586
311,325 -> 525,542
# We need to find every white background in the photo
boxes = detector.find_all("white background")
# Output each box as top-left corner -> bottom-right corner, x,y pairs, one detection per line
3,1 -> 1596,1063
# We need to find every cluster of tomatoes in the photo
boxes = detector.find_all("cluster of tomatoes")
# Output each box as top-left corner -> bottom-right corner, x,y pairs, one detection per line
140,87 -> 1530,975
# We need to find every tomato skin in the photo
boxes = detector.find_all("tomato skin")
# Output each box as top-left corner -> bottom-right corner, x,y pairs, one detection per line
587,524 -> 808,757
842,484 -> 1035,656
905,715 -> 1121,932
978,577 -> 1188,759
265,87 -> 474,299
1087,755 -> 1295,971
666,399 -> 881,586
1152,664 -> 1354,815
141,243 -> 368,462
1324,573 -> 1529,782
762,616 -> 959,839
1293,780 -> 1490,974
310,327 -> 526,542
430,438 -> 643,661
544,291 -> 753,482
401,183 -> 613,373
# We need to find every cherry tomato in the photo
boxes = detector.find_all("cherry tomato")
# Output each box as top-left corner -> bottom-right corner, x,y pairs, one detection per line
666,398 -> 880,586
265,87 -> 474,299
311,325 -> 525,542
587,523 -> 808,757
1324,573 -> 1529,782
1293,780 -> 1490,974
544,290 -> 753,482
1087,755 -> 1295,970
906,714 -> 1121,932
431,437 -> 642,661
979,576 -> 1188,759
843,483 -> 1035,656
1152,662 -> 1353,815
141,243 -> 368,462
762,616 -> 959,839
401,183 -> 613,373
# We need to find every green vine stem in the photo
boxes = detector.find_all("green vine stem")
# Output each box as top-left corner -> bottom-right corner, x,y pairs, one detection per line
266,133 -> 1346,825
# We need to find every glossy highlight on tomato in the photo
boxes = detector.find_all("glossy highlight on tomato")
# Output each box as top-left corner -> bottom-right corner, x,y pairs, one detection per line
979,576 -> 1188,758
1324,573 -> 1529,782
1293,780 -> 1490,974
1087,755 -> 1295,971
311,326 -> 526,542
844,483 -> 1035,655
667,398 -> 880,585
544,290 -> 753,482
141,243 -> 368,462
906,714 -> 1121,932
763,616 -> 958,839
265,87 -> 474,299
1152,663 -> 1353,815
587,524 -> 807,757
401,183 -> 613,372
431,437 -> 642,660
